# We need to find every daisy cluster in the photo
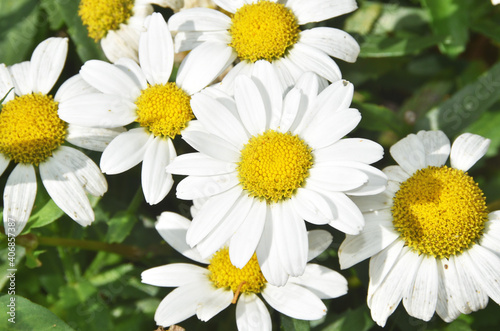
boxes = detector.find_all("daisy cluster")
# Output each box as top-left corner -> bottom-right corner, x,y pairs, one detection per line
1,0 -> 499,330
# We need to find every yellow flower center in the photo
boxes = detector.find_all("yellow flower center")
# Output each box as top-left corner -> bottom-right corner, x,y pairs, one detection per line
208,247 -> 266,294
135,83 -> 193,139
0,93 -> 66,165
78,0 -> 134,41
237,130 -> 313,203
392,166 -> 488,259
229,0 -> 300,62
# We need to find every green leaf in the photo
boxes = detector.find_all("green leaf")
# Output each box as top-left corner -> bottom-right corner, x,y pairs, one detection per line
470,19 -> 500,44
0,0 -> 43,65
25,199 -> 64,232
105,211 -> 137,244
319,306 -> 374,331
359,34 -> 444,58
25,249 -> 46,268
416,61 -> 500,137
344,2 -> 382,35
280,315 -> 310,331
0,295 -> 74,330
357,102 -> 407,135
463,110 -> 500,157
421,0 -> 470,57
0,246 -> 26,291
40,0 -> 65,30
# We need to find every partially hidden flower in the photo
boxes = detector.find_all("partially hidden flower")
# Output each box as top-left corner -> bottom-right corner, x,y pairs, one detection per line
167,61 -> 387,285
78,0 -> 183,62
168,0 -> 360,94
339,130 -> 500,326
142,211 -> 348,330
59,13 -> 208,205
0,38 -> 120,236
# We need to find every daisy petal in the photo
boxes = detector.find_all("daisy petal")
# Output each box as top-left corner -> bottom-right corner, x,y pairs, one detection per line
287,0 -> 357,24
262,282 -> 327,320
286,43 -> 341,83
383,165 -> 410,183
142,137 -> 175,205
156,212 -> 208,264
416,130 -> 451,167
196,287 -> 233,322
181,130 -> 240,163
141,263 -> 208,287
168,8 -> 232,31
114,58 -> 148,90
213,0 -> 244,13
450,133 -> 490,171
464,244 -> 500,305
176,173 -> 239,200
436,258 -> 463,322
174,30 -> 231,53
290,263 -> 348,299
291,188 -> 334,225
315,138 -> 384,164
8,61 -> 32,96
166,153 -> 236,176
66,125 -> 125,152
453,252 -> 488,312
3,164 -> 36,236
278,87 -> 302,133
234,75 -> 267,136
300,27 -> 360,62
100,128 -> 153,174
0,154 -> 10,177
307,229 -> 333,261
100,27 -> 140,63
52,146 -> 107,196
30,37 -> 68,94
390,133 -> 426,176
55,74 -> 98,103
251,60 -> 284,128
39,157 -> 94,226
324,191 -> 365,235
307,166 -> 368,192
236,294 -> 272,331
139,13 -> 174,85
0,64 -> 15,104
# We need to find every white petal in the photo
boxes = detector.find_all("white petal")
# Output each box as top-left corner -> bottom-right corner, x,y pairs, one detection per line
8,61 -> 32,96
271,201 -> 308,277
174,30 -> 231,53
3,164 -> 36,236
287,0 -> 358,25
139,13 -> 174,85
416,130 -> 451,167
182,129 -> 240,163
186,186 -> 242,246
191,92 -> 248,146
339,209 -> 399,269
435,257 -> 463,322
307,165 -> 368,192
217,61 -> 254,95
55,74 -> 98,103
168,8 -> 232,31
100,128 -> 153,174
30,37 -> 68,94
383,165 -> 410,183
286,43 -> 341,83
234,75 -> 267,136
80,60 -> 141,99
154,281 -> 212,327
390,133 -> 426,176
450,133 -> 490,171
289,263 -> 348,299
480,216 -> 500,254
291,188 -> 334,225
58,93 -> 136,128
278,87 -> 302,133
213,0 -> 244,13
403,255 -> 438,321
315,138 -> 384,165
40,157 -> 94,226
229,200 -> 266,268
114,57 -> 148,90
0,64 -> 15,103
177,42 -> 237,95
300,27 -> 360,63
350,192 -> 392,213
453,251 -> 489,312
52,146 -> 107,196
0,154 -> 10,177
236,294 -> 272,331
343,162 -> 388,196
196,287 -> 233,322
176,172 -> 239,200
166,153 -> 236,176
323,191 -> 365,235
65,125 -> 125,152
156,212 -> 208,264
141,263 -> 208,287
307,229 -> 333,261
464,244 -> 500,305
262,282 -> 327,320
142,137 -> 175,205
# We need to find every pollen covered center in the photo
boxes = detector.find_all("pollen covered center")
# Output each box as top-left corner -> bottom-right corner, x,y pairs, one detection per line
79,0 -> 134,41
392,166 -> 488,259
0,93 -> 66,165
135,83 -> 193,139
229,0 -> 300,62
208,247 -> 266,294
237,130 -> 313,203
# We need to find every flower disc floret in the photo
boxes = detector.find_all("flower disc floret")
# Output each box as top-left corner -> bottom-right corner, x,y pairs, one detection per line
135,83 -> 193,139
208,247 -> 266,294
392,165 -> 488,259
237,130 -> 313,203
0,93 -> 66,165
79,0 -> 134,41
229,0 -> 300,62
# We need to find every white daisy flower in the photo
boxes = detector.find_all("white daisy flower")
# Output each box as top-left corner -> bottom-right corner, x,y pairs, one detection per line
492,0 -> 500,6
142,211 -> 348,330
59,13 -> 209,205
0,38 -> 120,236
78,0 -> 184,62
339,130 -> 500,326
166,61 -> 387,285
168,0 -> 360,94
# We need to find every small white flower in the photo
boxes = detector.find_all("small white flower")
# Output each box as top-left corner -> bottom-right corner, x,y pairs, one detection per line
167,62 -> 386,285
168,0 -> 360,94
59,13 -> 209,205
492,0 -> 500,6
142,211 -> 348,330
339,130 -> 500,326
0,38 -> 118,236
78,0 -> 184,62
